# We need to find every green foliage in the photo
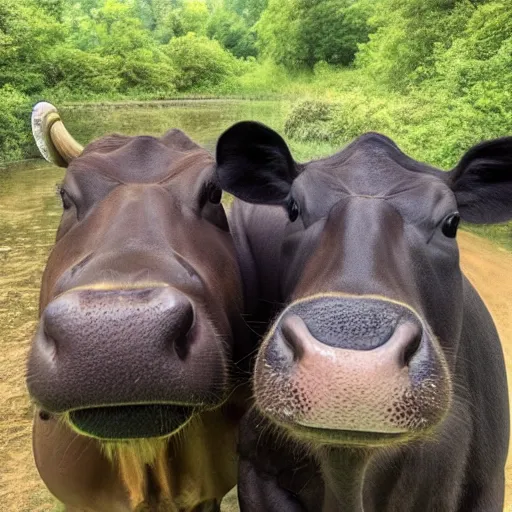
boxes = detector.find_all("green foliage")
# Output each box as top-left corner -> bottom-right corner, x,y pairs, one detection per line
118,49 -> 177,93
151,0 -> 210,42
180,0 -> 210,35
225,0 -> 268,26
298,0 -> 372,67
44,47 -> 122,94
0,85 -> 32,162
165,33 -> 239,90
355,0 -> 473,90
207,8 -> 257,58
257,0 -> 372,68
256,0 -> 300,67
0,0 -> 63,94
285,100 -> 337,142
277,0 -> 512,173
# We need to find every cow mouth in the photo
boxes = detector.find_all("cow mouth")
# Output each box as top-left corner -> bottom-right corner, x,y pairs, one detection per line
68,404 -> 195,440
275,420 -> 415,447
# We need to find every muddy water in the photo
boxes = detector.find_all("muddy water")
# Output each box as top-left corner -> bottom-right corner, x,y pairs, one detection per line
0,100 -> 510,511
58,100 -> 290,154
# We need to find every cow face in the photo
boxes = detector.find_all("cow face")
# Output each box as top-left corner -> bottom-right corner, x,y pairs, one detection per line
27,104 -> 245,442
217,122 -> 512,445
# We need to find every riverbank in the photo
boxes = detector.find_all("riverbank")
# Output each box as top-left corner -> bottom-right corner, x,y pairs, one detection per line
2,97 -> 511,252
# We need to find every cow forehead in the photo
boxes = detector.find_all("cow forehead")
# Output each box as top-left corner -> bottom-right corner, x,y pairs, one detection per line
69,134 -> 213,184
294,136 -> 457,225
299,137 -> 448,199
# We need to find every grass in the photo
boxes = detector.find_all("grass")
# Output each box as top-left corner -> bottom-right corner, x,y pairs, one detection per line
462,223 -> 512,252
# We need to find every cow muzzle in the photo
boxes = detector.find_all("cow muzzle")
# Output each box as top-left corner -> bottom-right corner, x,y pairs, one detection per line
27,285 -> 229,439
254,296 -> 452,444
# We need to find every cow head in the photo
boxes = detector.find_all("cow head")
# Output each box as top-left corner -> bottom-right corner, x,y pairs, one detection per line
216,122 -> 512,445
27,103 -> 245,443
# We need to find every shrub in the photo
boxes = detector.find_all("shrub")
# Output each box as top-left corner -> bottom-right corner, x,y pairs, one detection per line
165,33 -> 239,91
45,47 -> 122,94
0,85 -> 33,163
118,49 -> 177,93
284,100 -> 337,142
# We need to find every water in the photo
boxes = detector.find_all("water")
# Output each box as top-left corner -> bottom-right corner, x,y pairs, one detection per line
0,99 -> 293,511
60,99 -> 292,153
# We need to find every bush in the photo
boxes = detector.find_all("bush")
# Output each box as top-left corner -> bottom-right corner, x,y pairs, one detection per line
45,47 -> 122,94
118,49 -> 177,93
0,85 -> 33,163
165,33 -> 239,91
284,100 -> 337,142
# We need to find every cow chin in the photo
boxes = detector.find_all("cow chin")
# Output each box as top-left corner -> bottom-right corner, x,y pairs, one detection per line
253,306 -> 452,446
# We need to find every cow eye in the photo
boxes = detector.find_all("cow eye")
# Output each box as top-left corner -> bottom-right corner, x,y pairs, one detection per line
442,212 -> 460,238
58,187 -> 73,210
287,198 -> 300,222
208,184 -> 222,204
200,182 -> 222,208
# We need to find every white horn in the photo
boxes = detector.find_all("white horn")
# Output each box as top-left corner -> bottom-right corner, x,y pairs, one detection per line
31,102 -> 83,167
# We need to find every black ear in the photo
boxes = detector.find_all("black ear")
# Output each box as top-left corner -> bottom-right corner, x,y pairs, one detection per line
449,137 -> 512,223
215,121 -> 298,205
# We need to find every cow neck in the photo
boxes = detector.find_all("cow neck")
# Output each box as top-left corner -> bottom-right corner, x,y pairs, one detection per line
319,447 -> 368,512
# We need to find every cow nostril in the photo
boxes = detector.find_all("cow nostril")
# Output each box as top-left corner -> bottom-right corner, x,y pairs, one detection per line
174,331 -> 190,361
39,326 -> 58,361
398,323 -> 423,367
171,300 -> 195,361
279,315 -> 306,363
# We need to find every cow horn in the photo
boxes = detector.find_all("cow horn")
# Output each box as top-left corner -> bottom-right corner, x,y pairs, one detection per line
31,102 -> 83,167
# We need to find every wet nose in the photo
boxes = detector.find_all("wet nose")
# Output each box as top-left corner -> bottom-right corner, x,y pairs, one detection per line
28,286 -> 196,412
255,300 -> 448,435
43,286 -> 194,360
276,312 -> 422,369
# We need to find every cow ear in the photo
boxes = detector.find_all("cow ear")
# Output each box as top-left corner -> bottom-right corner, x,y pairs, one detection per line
216,121 -> 298,206
449,137 -> 512,223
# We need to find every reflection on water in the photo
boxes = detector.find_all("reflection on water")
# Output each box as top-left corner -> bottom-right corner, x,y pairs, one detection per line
0,100 -> 291,511
61,99 -> 291,154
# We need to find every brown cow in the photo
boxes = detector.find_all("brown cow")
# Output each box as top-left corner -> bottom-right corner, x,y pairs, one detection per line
26,103 -> 251,511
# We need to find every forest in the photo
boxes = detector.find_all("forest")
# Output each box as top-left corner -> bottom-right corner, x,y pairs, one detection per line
1,0 -> 511,173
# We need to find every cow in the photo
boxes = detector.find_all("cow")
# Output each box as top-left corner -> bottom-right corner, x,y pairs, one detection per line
215,122 -> 511,511
26,102 -> 252,512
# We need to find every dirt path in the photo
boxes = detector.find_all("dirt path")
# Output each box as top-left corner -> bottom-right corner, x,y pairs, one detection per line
0,230 -> 510,511
458,232 -> 512,511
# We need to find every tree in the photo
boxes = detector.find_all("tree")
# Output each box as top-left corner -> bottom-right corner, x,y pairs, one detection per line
257,0 -> 372,69
356,0 -> 475,90
0,0 -> 64,93
225,0 -> 268,26
207,7 -> 257,58
181,0 -> 209,35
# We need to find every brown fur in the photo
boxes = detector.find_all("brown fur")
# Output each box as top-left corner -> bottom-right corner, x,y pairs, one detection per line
29,125 -> 251,511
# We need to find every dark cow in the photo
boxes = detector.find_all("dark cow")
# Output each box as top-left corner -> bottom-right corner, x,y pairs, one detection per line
216,122 -> 511,511
27,103 -> 251,511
